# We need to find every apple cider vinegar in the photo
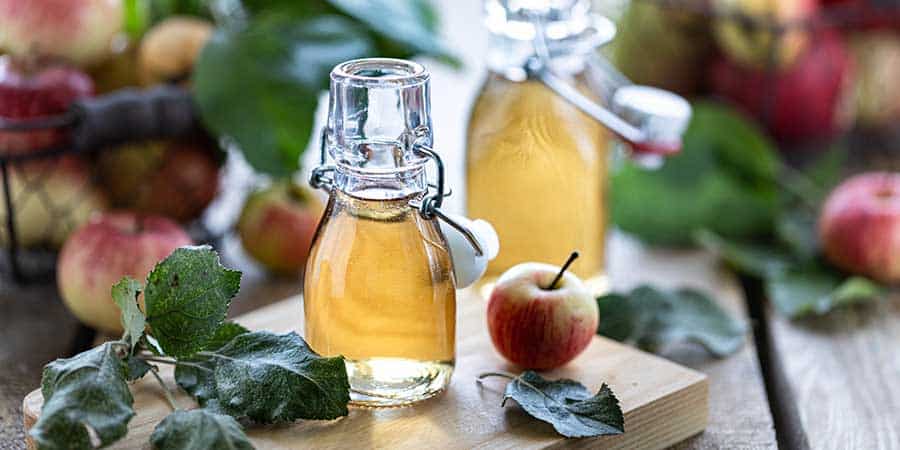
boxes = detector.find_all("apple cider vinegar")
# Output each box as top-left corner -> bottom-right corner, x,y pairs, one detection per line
305,58 -> 458,407
467,76 -> 609,285
304,191 -> 455,405
466,0 -> 613,292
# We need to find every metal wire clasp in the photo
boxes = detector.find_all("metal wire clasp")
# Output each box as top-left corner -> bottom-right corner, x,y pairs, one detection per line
412,141 -> 485,257
307,129 -> 485,257
309,128 -> 335,191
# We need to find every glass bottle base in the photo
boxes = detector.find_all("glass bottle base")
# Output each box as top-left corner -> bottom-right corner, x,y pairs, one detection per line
345,358 -> 454,408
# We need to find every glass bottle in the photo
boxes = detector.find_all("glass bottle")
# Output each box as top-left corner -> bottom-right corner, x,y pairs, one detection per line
466,0 -> 614,292
304,59 -> 456,408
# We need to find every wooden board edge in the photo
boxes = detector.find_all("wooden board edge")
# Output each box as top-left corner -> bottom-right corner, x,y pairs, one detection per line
23,389 -> 41,450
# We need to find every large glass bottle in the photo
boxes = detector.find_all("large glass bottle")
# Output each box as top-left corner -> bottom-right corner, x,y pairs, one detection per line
466,0 -> 612,291
304,59 -> 455,408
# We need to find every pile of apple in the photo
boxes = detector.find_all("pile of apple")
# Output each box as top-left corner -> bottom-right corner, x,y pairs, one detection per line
0,1 -> 326,333
615,0 -> 900,143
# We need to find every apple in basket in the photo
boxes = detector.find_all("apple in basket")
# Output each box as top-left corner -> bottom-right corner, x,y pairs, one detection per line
57,212 -> 193,332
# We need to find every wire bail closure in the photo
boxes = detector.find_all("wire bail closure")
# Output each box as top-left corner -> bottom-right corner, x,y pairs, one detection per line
524,11 -> 690,157
309,128 -> 485,257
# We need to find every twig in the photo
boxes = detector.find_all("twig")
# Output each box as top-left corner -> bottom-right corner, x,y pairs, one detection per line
148,366 -> 179,412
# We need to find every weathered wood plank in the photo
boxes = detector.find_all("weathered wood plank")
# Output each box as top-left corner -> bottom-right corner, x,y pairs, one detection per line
608,235 -> 777,449
764,293 -> 900,450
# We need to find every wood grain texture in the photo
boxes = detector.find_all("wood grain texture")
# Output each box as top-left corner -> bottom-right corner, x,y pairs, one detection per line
0,284 -> 83,450
24,281 -> 708,450
608,236 -> 777,450
765,293 -> 900,450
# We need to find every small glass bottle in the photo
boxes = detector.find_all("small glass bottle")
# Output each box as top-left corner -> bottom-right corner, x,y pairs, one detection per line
467,0 -> 613,292
304,59 -> 456,408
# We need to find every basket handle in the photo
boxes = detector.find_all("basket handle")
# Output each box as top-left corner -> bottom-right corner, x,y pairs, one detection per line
71,85 -> 204,151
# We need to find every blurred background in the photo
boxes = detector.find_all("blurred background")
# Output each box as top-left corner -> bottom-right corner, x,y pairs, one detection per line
1,0 -> 899,359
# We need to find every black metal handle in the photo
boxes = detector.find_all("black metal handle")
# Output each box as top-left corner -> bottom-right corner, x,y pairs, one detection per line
70,85 -> 204,151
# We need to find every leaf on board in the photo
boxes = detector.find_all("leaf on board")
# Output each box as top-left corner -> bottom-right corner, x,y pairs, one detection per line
500,371 -> 624,438
31,343 -> 134,450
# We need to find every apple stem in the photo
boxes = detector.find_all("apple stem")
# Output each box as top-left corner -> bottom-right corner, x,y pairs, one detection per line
545,251 -> 579,290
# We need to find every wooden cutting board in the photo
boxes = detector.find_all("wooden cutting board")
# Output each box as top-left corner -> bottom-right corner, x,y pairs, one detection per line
23,288 -> 708,449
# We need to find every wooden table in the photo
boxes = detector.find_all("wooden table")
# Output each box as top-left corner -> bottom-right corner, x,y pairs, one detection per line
1,0 -> 897,448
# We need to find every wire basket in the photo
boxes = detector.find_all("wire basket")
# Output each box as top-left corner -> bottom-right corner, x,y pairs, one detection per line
0,86 -> 223,284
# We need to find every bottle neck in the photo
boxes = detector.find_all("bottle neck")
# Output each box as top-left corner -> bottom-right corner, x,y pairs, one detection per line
333,163 -> 426,201
483,0 -> 614,81
486,35 -> 589,81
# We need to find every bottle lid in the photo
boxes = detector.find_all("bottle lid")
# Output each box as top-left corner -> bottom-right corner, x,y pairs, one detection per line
485,0 -> 615,80
439,213 -> 499,288
611,85 -> 692,151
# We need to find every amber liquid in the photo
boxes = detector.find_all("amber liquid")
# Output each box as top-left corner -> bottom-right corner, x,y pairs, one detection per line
466,75 -> 609,290
304,190 -> 456,407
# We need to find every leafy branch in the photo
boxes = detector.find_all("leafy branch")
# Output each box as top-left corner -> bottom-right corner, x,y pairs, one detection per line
30,246 -> 350,450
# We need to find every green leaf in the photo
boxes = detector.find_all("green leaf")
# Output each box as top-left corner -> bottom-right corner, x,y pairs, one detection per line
203,331 -> 350,422
126,355 -> 153,382
694,229 -> 791,278
31,343 -> 134,450
111,277 -> 146,350
498,371 -> 624,438
175,321 -> 249,406
326,0 -> 460,67
612,101 -> 780,246
597,285 -> 747,357
193,14 -> 374,176
150,409 -> 254,450
144,246 -> 241,358
765,265 -> 883,318
774,208 -> 819,262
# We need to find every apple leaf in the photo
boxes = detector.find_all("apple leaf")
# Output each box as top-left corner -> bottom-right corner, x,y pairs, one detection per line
194,14 -> 374,176
111,277 -> 146,350
597,285 -> 747,357
612,101 -> 780,246
485,371 -> 624,438
30,343 -> 134,450
765,265 -> 883,318
144,246 -> 241,358
150,409 -> 254,450
198,331 -> 350,422
175,321 -> 249,407
125,355 -> 153,382
325,0 -> 460,67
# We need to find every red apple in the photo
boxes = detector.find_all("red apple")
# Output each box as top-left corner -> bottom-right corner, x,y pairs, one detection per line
713,0 -> 819,70
0,56 -> 94,155
819,172 -> 900,283
57,212 -> 193,332
0,156 -> 108,249
237,181 -> 324,276
710,30 -> 854,143
487,262 -> 599,370
0,0 -> 124,67
96,136 -> 222,223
